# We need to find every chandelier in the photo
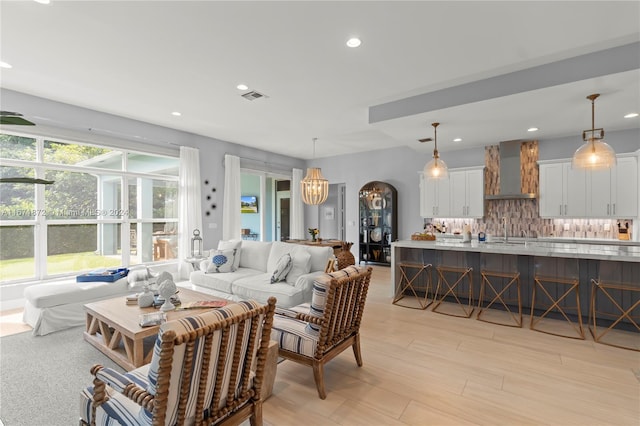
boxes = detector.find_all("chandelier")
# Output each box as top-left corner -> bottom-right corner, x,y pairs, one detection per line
572,94 -> 616,170
300,138 -> 329,205
421,122 -> 449,179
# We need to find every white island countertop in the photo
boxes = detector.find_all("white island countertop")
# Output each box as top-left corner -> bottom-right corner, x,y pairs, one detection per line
392,239 -> 640,263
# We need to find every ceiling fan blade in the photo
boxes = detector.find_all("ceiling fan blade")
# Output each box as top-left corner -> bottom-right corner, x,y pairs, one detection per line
0,177 -> 55,184
0,116 -> 36,125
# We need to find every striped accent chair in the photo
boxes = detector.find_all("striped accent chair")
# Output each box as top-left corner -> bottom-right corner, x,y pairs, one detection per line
80,297 -> 276,426
271,265 -> 372,399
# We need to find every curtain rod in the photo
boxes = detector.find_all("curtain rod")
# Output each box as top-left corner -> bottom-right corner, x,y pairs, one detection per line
223,153 -> 298,174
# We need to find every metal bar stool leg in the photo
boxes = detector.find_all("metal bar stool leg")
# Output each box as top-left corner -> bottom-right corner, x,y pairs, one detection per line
477,271 -> 522,327
432,265 -> 474,318
393,263 -> 432,310
530,278 -> 584,339
477,253 -> 522,327
589,282 -> 640,351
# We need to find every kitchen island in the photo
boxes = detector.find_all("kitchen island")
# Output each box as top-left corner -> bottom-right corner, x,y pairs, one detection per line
390,239 -> 639,343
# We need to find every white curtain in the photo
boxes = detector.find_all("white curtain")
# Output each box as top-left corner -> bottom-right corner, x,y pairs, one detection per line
290,168 -> 305,239
222,154 -> 242,241
178,146 -> 202,279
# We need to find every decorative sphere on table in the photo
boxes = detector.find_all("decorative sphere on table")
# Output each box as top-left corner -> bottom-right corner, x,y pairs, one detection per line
157,275 -> 177,311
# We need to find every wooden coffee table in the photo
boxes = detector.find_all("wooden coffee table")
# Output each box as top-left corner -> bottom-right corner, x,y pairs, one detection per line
83,287 -> 226,371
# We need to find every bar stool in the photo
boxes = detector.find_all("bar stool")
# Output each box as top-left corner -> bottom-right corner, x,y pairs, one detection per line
477,253 -> 522,327
393,262 -> 432,309
530,257 -> 584,339
589,260 -> 640,351
432,251 -> 474,318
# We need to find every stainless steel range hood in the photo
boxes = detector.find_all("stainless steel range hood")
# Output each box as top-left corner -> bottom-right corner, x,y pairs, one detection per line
485,140 -> 537,200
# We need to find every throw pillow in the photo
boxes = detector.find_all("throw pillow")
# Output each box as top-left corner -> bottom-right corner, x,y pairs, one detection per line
285,249 -> 311,285
217,239 -> 242,271
206,249 -> 237,273
270,253 -> 293,283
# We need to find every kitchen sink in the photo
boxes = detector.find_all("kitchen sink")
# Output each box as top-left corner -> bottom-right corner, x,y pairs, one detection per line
487,240 -> 526,245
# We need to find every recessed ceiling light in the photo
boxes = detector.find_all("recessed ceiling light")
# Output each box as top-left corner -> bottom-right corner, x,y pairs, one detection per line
346,38 -> 362,48
624,112 -> 639,118
453,138 -> 462,142
34,0 -> 51,4
237,84 -> 248,91
0,61 -> 12,69
527,127 -> 539,132
171,111 -> 182,117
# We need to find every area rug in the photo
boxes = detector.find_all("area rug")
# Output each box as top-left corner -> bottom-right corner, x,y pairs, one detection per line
0,326 -> 123,426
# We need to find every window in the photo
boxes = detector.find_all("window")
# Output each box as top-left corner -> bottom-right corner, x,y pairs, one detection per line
0,132 -> 179,284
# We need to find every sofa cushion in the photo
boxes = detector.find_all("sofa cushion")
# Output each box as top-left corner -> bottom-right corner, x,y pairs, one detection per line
266,241 -> 296,272
190,268 -> 261,294
217,239 -> 242,271
305,245 -> 334,272
271,314 -> 318,358
238,240 -> 272,272
232,273 -> 305,308
207,249 -> 237,273
270,253 -> 292,283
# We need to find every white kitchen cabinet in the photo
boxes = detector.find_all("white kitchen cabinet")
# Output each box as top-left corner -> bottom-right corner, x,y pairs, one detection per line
588,156 -> 638,218
449,168 -> 484,218
419,172 -> 450,217
539,162 -> 586,218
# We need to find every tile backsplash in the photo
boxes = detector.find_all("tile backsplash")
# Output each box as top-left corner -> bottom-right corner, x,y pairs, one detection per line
434,211 -> 633,240
427,140 -> 634,241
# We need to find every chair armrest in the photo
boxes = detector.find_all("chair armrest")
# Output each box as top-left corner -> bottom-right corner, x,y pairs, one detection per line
275,308 -> 323,325
274,307 -> 299,318
91,365 -> 155,410
292,312 -> 324,325
95,367 -> 134,393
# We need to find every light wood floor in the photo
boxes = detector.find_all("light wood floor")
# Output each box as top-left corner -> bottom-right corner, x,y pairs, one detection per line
1,267 -> 637,424
0,307 -> 31,337
263,266 -> 640,425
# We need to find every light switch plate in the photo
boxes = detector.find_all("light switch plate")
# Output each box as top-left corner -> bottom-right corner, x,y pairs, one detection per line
563,223 -> 570,231
604,223 -> 611,231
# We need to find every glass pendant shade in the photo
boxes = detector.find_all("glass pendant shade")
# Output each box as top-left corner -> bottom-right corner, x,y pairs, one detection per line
422,122 -> 449,179
301,167 -> 329,205
571,139 -> 617,170
572,93 -> 616,170
424,157 -> 449,179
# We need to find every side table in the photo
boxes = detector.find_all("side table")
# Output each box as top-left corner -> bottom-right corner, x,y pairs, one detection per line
185,257 -> 205,271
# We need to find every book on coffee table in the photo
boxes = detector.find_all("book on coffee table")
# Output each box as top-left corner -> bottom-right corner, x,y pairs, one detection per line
177,300 -> 228,310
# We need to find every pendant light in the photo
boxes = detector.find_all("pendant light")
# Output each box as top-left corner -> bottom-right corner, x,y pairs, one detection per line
300,137 -> 329,205
572,94 -> 616,170
422,122 -> 449,179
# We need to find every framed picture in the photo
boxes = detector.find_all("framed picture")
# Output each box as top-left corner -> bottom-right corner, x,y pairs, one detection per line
241,195 -> 258,213
324,206 -> 335,220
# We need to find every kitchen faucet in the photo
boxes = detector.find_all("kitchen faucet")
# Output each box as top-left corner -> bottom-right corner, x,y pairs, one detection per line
503,217 -> 508,243
522,230 -> 528,246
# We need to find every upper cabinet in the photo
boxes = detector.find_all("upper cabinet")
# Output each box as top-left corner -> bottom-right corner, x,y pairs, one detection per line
419,173 -> 450,217
539,155 -> 637,219
420,166 -> 484,218
539,162 -> 586,218
588,156 -> 638,218
449,168 -> 484,218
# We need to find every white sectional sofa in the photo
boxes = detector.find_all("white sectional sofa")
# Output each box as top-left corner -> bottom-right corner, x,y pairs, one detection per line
188,240 -> 333,308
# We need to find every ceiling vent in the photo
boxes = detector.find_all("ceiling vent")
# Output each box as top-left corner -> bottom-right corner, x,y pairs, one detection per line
241,90 -> 267,101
